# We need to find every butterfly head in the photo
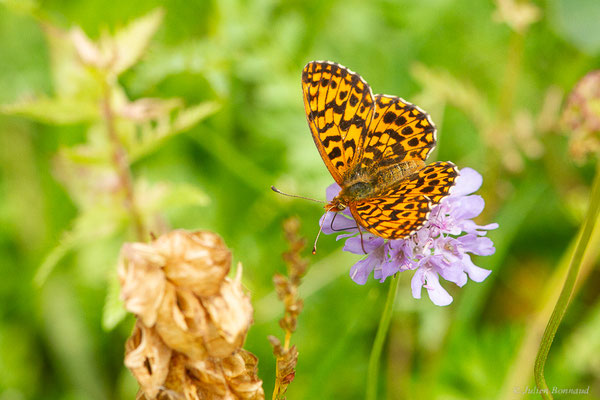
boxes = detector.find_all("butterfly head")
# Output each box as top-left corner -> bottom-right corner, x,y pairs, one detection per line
326,194 -> 351,213
326,180 -> 373,212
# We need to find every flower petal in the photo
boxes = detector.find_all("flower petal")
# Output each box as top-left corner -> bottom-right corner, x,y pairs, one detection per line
343,235 -> 384,254
458,234 -> 496,256
350,256 -> 377,285
422,271 -> 454,306
326,183 -> 342,202
450,195 -> 485,221
451,167 -> 482,196
411,268 -> 426,299
460,254 -> 492,282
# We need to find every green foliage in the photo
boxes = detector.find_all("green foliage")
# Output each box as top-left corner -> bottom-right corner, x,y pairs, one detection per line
1,0 -> 600,399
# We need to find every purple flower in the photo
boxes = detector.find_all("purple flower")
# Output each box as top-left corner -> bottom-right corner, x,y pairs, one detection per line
321,168 -> 498,306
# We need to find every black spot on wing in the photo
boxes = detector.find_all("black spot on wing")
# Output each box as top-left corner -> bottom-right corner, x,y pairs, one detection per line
328,147 -> 342,159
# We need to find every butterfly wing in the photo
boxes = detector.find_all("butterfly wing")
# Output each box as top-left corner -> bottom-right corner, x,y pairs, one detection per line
359,94 -> 437,169
350,161 -> 459,239
302,61 -> 375,184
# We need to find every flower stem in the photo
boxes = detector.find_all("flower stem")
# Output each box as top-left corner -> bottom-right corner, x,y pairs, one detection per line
101,79 -> 146,241
366,274 -> 401,400
534,162 -> 600,398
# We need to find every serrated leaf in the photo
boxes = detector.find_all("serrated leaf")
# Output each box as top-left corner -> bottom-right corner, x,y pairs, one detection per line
102,272 -> 127,330
154,183 -> 210,208
172,101 -> 220,132
110,8 -> 164,74
129,101 -> 220,161
42,23 -> 104,99
124,40 -> 228,95
1,97 -> 99,124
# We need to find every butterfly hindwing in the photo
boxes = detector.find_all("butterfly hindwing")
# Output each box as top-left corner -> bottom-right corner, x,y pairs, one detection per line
350,161 -> 458,239
302,61 -> 375,183
351,195 -> 432,239
385,161 -> 459,204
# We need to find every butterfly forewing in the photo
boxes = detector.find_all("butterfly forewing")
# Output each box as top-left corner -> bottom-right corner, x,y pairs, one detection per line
359,95 -> 436,169
302,61 -> 375,183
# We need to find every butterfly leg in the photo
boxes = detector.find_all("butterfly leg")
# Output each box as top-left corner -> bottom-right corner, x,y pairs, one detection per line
329,212 -> 361,232
356,223 -> 367,254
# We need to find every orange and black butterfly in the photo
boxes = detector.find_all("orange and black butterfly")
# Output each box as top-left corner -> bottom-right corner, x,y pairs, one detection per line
302,61 -> 458,239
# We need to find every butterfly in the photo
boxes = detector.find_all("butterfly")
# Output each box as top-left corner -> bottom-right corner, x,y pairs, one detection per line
302,61 -> 458,240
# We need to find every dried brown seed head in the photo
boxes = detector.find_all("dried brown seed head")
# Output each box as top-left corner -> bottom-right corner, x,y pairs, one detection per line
155,230 -> 231,297
119,243 -> 167,327
120,230 -> 263,399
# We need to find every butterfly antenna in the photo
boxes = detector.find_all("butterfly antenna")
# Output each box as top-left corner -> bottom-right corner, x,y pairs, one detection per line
312,205 -> 336,255
271,186 -> 327,204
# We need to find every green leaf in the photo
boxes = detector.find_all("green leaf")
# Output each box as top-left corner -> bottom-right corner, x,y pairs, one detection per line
549,0 -> 600,55
41,277 -> 109,399
171,101 -> 220,133
0,0 -> 38,15
1,97 -> 99,124
110,8 -> 164,74
129,101 -> 220,161
42,24 -> 104,99
136,180 -> 210,218
34,206 -> 124,286
102,272 -> 127,330
123,40 -> 229,96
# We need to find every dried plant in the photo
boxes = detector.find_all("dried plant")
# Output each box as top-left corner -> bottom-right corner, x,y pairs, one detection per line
119,230 -> 264,399
269,218 -> 308,400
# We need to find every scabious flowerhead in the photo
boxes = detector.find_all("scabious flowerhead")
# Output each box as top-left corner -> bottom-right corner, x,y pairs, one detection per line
320,168 -> 498,306
561,69 -> 600,162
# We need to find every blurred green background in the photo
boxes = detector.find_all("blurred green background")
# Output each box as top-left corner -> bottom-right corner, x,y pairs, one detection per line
1,0 -> 600,399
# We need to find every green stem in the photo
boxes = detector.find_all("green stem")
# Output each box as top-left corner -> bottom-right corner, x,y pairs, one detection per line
534,162 -> 600,398
366,274 -> 401,400
101,78 -> 146,241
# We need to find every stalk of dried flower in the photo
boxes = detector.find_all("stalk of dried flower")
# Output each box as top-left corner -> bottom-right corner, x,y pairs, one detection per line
270,218 -> 308,399
268,336 -> 298,389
